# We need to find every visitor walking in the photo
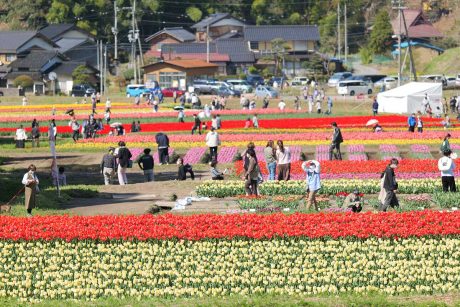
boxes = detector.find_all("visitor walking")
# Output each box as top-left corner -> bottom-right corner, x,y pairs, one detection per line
70,118 -> 80,142
417,115 -> 423,133
252,114 -> 259,128
372,97 -> 379,116
438,149 -> 456,192
15,125 -> 27,148
31,123 -> 40,148
216,114 -> 222,129
22,95 -> 28,106
101,147 -> 117,185
262,96 -> 269,109
378,158 -> 400,212
105,97 -> 112,110
326,96 -> 333,114
178,109 -> 185,123
407,113 -> 416,132
329,122 -> 343,160
155,132 -> 170,165
115,141 -> 132,185
191,114 -> 201,135
440,133 -> 451,153
138,148 -> 155,182
276,140 -> 291,181
278,99 -> 286,111
211,115 -> 218,129
264,140 -> 277,180
244,149 -> 259,196
49,119 -> 57,142
22,164 -> 39,216
301,159 -> 321,211
205,127 -> 220,162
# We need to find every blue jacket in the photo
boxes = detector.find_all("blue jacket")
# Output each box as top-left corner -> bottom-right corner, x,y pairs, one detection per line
408,116 -> 416,127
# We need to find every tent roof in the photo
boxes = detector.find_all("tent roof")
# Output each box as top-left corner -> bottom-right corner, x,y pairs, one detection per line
378,82 -> 442,97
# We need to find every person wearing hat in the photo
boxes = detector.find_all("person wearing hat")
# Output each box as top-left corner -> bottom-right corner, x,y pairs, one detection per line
438,149 -> 457,192
344,189 -> 363,213
100,147 -> 117,185
301,159 -> 321,211
378,158 -> 399,212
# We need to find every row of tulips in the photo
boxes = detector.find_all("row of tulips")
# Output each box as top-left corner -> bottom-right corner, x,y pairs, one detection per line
75,130 -> 459,144
2,237 -> 460,301
196,178 -> 450,197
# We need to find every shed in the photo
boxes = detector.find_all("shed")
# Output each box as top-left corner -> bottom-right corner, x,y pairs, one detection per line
377,82 -> 443,114
143,60 -> 218,90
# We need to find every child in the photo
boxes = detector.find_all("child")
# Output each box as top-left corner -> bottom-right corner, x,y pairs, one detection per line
178,109 -> 185,123
417,115 -> 423,133
294,96 -> 300,111
316,99 -> 322,114
54,166 -> 67,186
244,117 -> 251,129
210,161 -> 225,180
252,114 -> 259,128
104,109 -> 111,124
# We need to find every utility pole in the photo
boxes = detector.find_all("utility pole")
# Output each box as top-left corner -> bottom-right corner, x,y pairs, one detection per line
206,24 -> 210,63
337,4 -> 341,60
135,22 -> 144,67
392,0 -> 404,87
401,7 -> 417,81
344,2 -> 348,62
104,44 -> 108,95
111,1 -> 119,74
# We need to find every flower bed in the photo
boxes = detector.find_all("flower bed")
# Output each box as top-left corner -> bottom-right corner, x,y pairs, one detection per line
196,178 -> 451,197
347,145 -> 367,161
379,144 -> 401,160
0,212 -> 459,301
409,144 -> 433,159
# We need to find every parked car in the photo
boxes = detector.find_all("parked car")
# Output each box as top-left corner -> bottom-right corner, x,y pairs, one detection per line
0,90 -> 3,96
291,77 -> 309,86
327,72 -> 352,87
192,80 -> 223,95
254,85 -> 279,98
71,84 -> 96,97
217,86 -> 241,97
246,75 -> 265,86
226,79 -> 253,93
456,73 -> 460,87
445,76 -> 457,88
337,80 -> 373,96
126,84 -> 149,97
161,87 -> 185,97
374,77 -> 397,90
420,74 -> 447,87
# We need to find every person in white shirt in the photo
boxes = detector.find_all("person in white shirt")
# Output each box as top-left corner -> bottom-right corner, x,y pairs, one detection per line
15,125 -> 27,148
276,140 -> 291,181
438,150 -> 456,192
22,164 -> 39,216
105,98 -> 112,110
22,96 -> 28,106
205,127 -> 221,161
278,99 -> 286,111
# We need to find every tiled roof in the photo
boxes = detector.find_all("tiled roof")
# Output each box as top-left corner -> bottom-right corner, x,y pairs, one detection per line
164,53 -> 230,62
8,50 -> 65,70
145,27 -> 195,43
192,13 -> 230,30
392,9 -> 442,38
244,25 -> 320,42
0,31 -> 38,53
55,38 -> 88,52
39,24 -> 75,40
144,59 -> 218,69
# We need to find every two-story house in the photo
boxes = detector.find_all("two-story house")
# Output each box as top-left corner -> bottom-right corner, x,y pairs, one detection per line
144,27 -> 195,59
244,25 -> 320,75
192,13 -> 246,42
0,31 -> 57,87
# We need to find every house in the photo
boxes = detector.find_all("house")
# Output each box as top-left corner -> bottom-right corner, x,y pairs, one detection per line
391,9 -> 443,39
144,27 -> 195,59
191,13 -> 246,42
143,59 -> 218,89
244,25 -> 320,75
6,49 -> 97,95
0,31 -> 57,87
160,39 -> 255,75
39,23 -> 98,67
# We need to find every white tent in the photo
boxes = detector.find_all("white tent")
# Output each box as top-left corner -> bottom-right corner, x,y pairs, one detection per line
377,82 -> 443,114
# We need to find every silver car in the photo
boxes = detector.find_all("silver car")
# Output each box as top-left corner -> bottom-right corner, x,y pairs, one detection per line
226,79 -> 253,93
254,85 -> 279,98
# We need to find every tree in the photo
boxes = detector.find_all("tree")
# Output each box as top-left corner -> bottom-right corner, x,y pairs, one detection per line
271,38 -> 290,76
13,75 -> 34,88
359,47 -> 373,64
72,65 -> 91,85
367,11 -> 393,55
186,6 -> 202,22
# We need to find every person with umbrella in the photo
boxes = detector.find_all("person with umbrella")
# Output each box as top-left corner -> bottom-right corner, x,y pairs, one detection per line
65,109 -> 75,117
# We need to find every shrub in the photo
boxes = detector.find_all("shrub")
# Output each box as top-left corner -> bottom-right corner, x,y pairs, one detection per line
13,75 -> 33,88
248,66 -> 259,74
72,65 -> 92,85
359,47 -> 373,65
169,152 -> 180,164
200,153 -> 211,164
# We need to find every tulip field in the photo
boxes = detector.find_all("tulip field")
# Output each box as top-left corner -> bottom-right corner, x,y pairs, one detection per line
2,97 -> 460,305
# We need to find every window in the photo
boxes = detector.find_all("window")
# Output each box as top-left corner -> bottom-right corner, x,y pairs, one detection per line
156,43 -> 163,51
18,67 -> 29,72
250,41 -> 259,50
159,71 -> 186,89
5,54 -> 16,62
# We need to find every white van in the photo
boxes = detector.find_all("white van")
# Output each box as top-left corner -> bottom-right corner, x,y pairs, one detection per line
226,79 -> 253,93
337,80 -> 373,96
291,77 -> 309,86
